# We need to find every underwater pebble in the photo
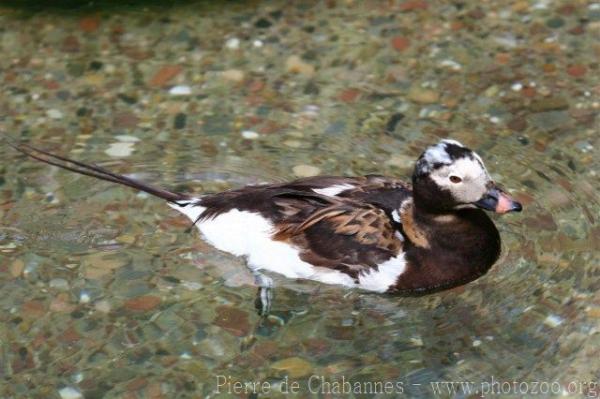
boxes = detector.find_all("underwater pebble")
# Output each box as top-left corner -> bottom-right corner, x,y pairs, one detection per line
169,85 -> 192,96
529,97 -> 569,112
115,135 -> 140,142
115,234 -> 136,244
292,164 -> 321,177
271,357 -> 313,378
71,373 -> 84,384
49,278 -> 69,290
400,0 -> 429,11
58,387 -> 82,399
221,69 -> 245,82
213,305 -> 251,337
113,112 -> 139,129
181,281 -> 203,291
174,113 -> 187,129
439,59 -> 462,71
566,64 -> 587,77
484,85 -> 499,97
94,300 -> 111,313
511,82 -> 523,91
386,154 -> 414,168
493,34 -> 518,48
241,130 -> 259,139
79,16 -> 100,32
407,86 -> 440,104
523,213 -> 558,231
46,109 -> 64,119
326,325 -> 355,340
391,36 -> 410,51
9,259 -> 24,277
529,111 -> 572,132
79,291 -> 91,304
546,17 -> 565,28
255,17 -> 272,28
22,300 -> 46,317
546,189 -> 571,207
283,139 -> 303,148
124,295 -> 161,312
586,307 -> 600,318
225,37 -> 240,49
105,142 -> 135,157
302,104 -> 320,116
82,252 -> 129,278
149,65 -> 182,87
285,55 -> 315,76
338,88 -> 361,103
0,242 -> 18,252
544,314 -> 564,328
50,293 -> 75,313
62,36 -> 80,52
23,260 -> 38,275
323,360 -> 358,374
197,334 -> 238,361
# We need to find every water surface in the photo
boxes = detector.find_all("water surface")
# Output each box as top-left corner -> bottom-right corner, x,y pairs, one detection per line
0,1 -> 599,398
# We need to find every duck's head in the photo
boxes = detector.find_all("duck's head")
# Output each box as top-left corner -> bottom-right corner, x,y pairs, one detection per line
412,139 -> 522,214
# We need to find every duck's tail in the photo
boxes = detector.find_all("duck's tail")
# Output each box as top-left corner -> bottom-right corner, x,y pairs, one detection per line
6,139 -> 191,204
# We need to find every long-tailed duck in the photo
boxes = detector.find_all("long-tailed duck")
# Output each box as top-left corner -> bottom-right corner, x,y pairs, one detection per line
10,139 -> 521,299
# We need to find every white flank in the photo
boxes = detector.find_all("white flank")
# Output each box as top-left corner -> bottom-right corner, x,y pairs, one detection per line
312,184 -> 355,197
358,254 -> 407,293
168,202 -> 357,288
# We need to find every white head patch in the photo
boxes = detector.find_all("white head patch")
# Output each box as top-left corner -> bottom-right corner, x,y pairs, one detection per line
415,139 -> 492,205
417,139 -> 466,174
429,158 -> 491,203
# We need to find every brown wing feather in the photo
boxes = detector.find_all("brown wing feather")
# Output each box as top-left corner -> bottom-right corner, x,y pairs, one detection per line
273,200 -> 402,278
328,206 -> 400,251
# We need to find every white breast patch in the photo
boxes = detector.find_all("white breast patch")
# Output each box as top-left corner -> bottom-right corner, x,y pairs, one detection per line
357,254 -> 406,293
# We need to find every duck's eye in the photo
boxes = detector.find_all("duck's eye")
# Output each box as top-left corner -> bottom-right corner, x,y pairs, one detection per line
449,175 -> 462,183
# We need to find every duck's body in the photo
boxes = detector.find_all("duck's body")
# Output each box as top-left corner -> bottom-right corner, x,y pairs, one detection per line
171,175 -> 500,295
9,139 -> 521,296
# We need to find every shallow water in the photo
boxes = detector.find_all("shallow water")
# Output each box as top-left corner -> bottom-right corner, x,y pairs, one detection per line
1,1 -> 599,398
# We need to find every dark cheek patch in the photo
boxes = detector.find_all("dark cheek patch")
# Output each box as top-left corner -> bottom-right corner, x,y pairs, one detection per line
412,176 -> 458,212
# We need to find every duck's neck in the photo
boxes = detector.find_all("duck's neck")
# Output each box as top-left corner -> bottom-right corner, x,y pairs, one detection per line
399,199 -> 465,248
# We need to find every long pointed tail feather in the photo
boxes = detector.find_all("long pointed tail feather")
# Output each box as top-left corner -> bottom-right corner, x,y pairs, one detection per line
7,139 -> 190,203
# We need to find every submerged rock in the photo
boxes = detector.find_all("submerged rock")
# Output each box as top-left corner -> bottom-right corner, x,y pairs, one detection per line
293,164 -> 321,177
270,357 -> 313,378
285,55 -> 315,76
